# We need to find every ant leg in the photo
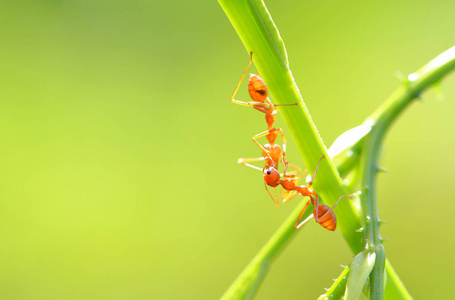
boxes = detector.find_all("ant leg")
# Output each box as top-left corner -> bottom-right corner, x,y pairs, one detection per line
233,101 -> 298,118
233,100 -> 294,113
314,194 -> 353,223
312,194 -> 321,222
238,157 -> 266,171
231,51 -> 253,102
294,199 -> 313,229
232,100 -> 272,114
272,103 -> 298,107
284,168 -> 307,183
282,161 -> 302,176
307,155 -> 325,187
282,191 -> 299,204
264,181 -> 279,207
275,128 -> 290,175
252,130 -> 275,164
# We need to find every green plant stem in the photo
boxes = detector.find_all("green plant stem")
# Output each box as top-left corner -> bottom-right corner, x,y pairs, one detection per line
384,260 -> 413,299
317,266 -> 350,300
221,200 -> 312,299
360,131 -> 386,299
311,46 -> 455,299
358,46 -> 455,299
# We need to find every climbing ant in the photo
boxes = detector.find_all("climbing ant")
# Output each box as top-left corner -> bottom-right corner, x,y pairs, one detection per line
231,51 -> 297,173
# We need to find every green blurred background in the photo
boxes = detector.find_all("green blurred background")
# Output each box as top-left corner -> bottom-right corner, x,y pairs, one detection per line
0,0 -> 454,299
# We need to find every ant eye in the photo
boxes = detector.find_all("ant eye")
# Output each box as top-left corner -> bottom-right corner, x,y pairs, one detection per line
266,170 -> 271,175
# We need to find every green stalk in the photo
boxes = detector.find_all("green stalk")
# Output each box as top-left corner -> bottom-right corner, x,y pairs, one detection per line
221,200 -> 312,299
358,46 -> 455,299
317,266 -> 350,300
384,260 -> 413,300
315,46 -> 455,299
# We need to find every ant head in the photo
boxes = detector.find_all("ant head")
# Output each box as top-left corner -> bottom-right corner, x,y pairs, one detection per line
248,74 -> 268,102
263,166 -> 280,187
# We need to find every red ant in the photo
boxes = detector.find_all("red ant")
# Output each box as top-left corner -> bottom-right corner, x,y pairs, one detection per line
231,51 -> 297,174
263,156 -> 352,231
239,156 -> 303,207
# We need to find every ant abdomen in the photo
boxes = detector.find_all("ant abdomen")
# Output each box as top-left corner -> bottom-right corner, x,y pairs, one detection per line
314,204 -> 337,231
248,74 -> 268,102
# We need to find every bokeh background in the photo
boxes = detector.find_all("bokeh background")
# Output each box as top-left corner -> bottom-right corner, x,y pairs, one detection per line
1,0 -> 454,299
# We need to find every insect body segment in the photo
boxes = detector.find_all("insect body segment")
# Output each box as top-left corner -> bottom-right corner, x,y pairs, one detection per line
248,74 -> 268,102
313,204 -> 336,231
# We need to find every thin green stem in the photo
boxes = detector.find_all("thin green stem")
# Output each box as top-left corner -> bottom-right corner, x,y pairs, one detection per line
359,131 -> 386,299
221,200 -> 312,299
384,260 -> 413,299
359,46 -> 455,299
318,266 -> 350,300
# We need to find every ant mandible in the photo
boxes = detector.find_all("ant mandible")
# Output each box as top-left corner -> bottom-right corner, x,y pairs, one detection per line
231,51 -> 297,173
263,155 -> 352,231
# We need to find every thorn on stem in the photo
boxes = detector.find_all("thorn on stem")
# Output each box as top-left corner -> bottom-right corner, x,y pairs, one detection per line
376,166 -> 388,173
416,94 -> 424,103
433,81 -> 444,101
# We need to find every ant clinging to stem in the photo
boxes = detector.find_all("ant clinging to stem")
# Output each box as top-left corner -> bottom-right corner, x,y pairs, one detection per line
231,51 -> 299,205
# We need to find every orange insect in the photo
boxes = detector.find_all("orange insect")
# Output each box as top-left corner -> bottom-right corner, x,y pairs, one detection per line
263,156 -> 351,231
231,51 -> 297,173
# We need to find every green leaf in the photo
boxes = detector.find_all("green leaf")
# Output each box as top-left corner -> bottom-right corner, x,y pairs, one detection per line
344,250 -> 376,300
